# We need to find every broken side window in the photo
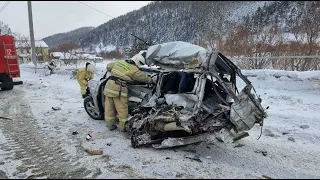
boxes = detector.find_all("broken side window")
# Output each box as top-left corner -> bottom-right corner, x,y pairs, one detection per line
161,72 -> 196,96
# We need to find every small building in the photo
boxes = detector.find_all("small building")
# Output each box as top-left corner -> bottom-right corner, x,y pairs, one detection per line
17,53 -> 30,63
80,53 -> 103,60
50,52 -> 64,59
16,40 -> 49,61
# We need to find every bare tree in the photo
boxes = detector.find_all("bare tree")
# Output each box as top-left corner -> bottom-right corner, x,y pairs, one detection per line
223,26 -> 253,57
100,49 -> 124,60
291,1 -> 320,71
57,42 -> 78,59
0,21 -> 12,35
204,2 -> 229,52
223,23 -> 279,69
13,32 -> 31,54
250,25 -> 279,69
218,1 -> 319,71
1,21 -> 32,61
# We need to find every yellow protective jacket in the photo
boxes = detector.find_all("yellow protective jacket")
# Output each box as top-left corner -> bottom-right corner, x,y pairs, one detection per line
76,67 -> 94,86
104,60 -> 152,97
48,62 -> 56,70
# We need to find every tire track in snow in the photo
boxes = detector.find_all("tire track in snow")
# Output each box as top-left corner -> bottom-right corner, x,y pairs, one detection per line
0,89 -> 100,178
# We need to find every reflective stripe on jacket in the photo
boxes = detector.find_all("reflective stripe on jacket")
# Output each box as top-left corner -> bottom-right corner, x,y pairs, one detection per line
104,60 -> 152,97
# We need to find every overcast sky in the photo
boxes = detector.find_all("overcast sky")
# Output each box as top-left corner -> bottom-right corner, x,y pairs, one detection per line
0,1 -> 151,40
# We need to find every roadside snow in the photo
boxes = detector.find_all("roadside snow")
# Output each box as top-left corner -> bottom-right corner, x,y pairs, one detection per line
1,63 -> 320,178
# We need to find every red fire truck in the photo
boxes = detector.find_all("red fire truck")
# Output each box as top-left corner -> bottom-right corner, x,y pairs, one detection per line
0,34 -> 23,90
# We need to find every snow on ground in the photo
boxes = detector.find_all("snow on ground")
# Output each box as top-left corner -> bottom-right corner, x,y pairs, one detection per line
1,62 -> 320,178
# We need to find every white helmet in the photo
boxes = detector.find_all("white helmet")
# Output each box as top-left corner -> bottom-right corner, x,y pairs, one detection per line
130,53 -> 146,66
87,64 -> 95,73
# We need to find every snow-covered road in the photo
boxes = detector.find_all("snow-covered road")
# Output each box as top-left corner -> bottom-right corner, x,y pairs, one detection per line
0,62 -> 320,178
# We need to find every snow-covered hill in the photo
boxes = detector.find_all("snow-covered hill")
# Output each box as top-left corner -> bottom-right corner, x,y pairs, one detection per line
227,1 -> 273,23
43,26 -> 95,48
43,1 -> 293,51
42,1 -> 319,57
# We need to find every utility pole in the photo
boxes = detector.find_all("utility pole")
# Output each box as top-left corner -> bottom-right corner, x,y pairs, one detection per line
27,1 -> 37,68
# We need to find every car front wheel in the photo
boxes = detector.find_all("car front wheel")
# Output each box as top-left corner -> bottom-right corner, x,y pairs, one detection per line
84,96 -> 104,120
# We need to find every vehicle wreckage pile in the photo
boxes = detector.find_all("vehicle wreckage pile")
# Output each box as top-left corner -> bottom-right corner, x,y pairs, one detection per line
84,41 -> 268,149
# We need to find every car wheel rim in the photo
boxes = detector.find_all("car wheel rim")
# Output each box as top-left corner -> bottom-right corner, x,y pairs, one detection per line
86,101 -> 100,117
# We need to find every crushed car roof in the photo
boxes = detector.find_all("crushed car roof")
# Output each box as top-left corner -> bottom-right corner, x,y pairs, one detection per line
145,41 -> 237,74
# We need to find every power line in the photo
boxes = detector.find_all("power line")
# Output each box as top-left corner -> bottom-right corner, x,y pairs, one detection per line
0,1 -> 10,14
77,1 -> 114,18
0,1 -> 9,12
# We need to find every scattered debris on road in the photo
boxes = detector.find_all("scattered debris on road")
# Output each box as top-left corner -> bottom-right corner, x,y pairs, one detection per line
262,175 -> 273,179
184,155 -> 202,162
254,150 -> 268,156
300,125 -> 309,129
86,134 -> 93,140
287,137 -> 295,142
0,116 -> 12,120
52,107 -> 61,111
234,144 -> 245,148
84,148 -> 103,155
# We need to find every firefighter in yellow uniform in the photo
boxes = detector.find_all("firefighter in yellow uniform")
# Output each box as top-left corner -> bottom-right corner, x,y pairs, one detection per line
104,54 -> 153,131
76,62 -> 95,98
48,60 -> 56,75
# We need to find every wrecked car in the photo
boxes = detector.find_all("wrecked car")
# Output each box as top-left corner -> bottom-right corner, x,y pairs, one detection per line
83,41 -> 268,149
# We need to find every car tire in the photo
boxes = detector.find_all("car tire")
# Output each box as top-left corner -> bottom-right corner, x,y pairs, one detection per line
0,74 -> 14,91
84,96 -> 104,120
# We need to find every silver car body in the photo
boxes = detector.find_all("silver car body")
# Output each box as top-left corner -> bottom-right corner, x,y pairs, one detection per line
86,41 -> 268,148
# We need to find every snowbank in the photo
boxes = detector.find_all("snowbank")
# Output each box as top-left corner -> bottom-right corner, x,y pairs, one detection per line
238,69 -> 320,92
242,69 -> 320,80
